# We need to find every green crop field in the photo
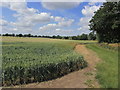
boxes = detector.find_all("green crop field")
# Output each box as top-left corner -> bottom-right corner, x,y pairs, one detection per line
1,36 -> 95,86
0,36 -> 119,88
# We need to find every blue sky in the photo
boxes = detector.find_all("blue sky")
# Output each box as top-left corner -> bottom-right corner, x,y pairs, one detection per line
0,2 -> 103,36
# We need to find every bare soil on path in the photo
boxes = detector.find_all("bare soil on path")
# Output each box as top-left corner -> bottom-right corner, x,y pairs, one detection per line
15,44 -> 101,88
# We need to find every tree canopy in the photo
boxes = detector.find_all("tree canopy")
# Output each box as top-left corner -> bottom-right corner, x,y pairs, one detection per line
89,2 -> 120,43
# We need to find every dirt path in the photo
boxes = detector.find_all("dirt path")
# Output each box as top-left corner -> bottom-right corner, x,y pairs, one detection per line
16,44 -> 101,88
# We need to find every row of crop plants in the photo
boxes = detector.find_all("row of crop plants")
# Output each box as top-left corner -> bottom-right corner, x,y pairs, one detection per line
2,42 -> 87,86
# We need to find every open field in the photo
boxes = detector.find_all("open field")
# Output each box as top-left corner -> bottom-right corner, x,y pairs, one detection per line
2,36 -> 91,86
2,36 -> 97,44
1,36 -> 119,88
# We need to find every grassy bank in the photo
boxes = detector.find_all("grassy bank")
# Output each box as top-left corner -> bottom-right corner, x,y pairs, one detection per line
86,44 -> 118,88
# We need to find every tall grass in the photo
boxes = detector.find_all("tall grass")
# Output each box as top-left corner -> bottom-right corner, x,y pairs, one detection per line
86,44 -> 118,88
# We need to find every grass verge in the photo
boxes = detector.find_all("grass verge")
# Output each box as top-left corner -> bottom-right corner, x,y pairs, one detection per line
86,44 -> 118,88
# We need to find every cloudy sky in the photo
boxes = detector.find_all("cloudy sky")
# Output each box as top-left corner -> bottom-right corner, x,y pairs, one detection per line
0,1 -> 103,36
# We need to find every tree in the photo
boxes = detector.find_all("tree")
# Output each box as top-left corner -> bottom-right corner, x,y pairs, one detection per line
72,36 -> 77,40
88,32 -> 96,40
4,33 -> 9,36
80,34 -> 88,40
27,34 -> 32,37
52,35 -> 56,39
11,33 -> 15,37
89,2 -> 120,43
64,36 -> 69,39
56,35 -> 62,39
18,34 -> 23,37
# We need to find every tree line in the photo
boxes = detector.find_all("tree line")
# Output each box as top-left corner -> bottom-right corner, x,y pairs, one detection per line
0,32 -> 96,40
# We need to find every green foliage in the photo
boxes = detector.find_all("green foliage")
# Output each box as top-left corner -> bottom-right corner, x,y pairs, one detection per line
2,42 -> 87,86
89,2 -> 120,43
72,34 -> 88,40
2,33 -> 90,40
79,34 -> 88,40
86,44 -> 118,88
88,32 -> 96,40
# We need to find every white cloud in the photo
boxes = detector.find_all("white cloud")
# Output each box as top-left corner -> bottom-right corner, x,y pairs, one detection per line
41,2 -> 80,10
1,1 -> 102,36
1,2 -> 53,33
54,29 -> 73,36
9,2 -> 26,12
0,19 -> 10,34
79,17 -> 91,25
39,28 -> 76,36
12,28 -> 18,31
30,13 -> 51,23
58,19 -> 74,27
1,2 -> 76,35
0,19 -> 8,26
78,4 -> 101,32
10,2 -> 52,27
81,5 -> 100,17
0,2 -> 10,8
54,16 -> 65,22
10,21 -> 33,28
78,17 -> 91,30
10,12 -> 52,31
19,12 -> 51,24
39,18 -> 74,31
88,2 -> 98,6
39,23 -> 58,31
55,28 -> 61,31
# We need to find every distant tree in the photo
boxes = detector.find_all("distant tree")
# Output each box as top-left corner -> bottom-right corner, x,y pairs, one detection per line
23,34 -> 27,37
56,35 -> 62,39
18,34 -> 23,37
88,32 -> 96,40
72,36 -> 77,40
11,33 -> 15,37
52,35 -> 56,39
64,36 -> 69,39
34,35 -> 38,37
4,33 -> 9,36
38,35 -> 41,37
68,37 -> 72,40
27,34 -> 32,37
3,33 -> 14,36
80,34 -> 88,40
77,35 -> 81,40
